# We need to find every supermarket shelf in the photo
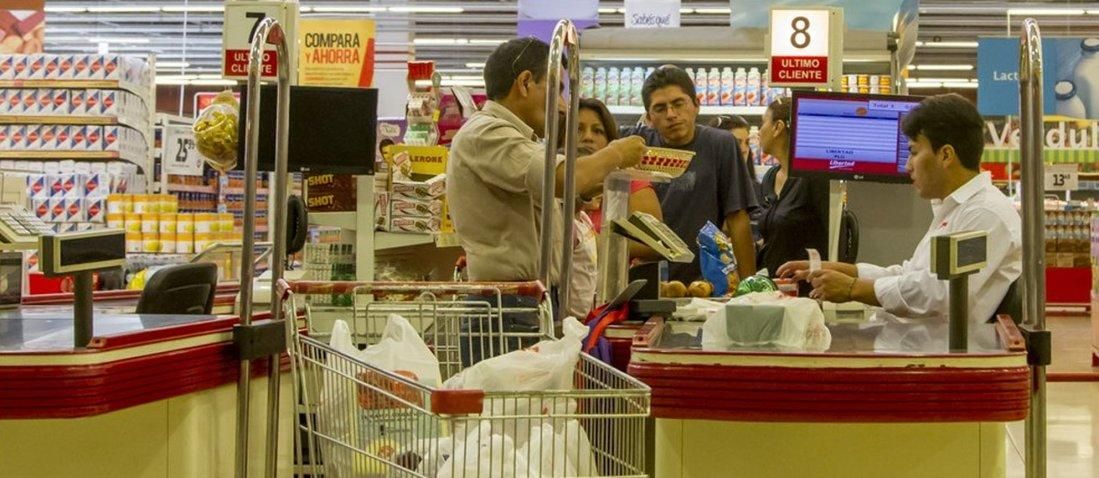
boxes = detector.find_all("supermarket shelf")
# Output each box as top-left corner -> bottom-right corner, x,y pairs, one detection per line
221,187 -> 270,195
0,79 -> 151,104
0,150 -> 141,162
376,231 -> 435,250
607,105 -> 767,116
310,211 -> 356,230
166,183 -> 218,194
0,114 -> 148,132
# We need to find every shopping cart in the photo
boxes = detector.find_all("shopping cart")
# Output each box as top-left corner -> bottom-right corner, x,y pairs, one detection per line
280,280 -> 651,478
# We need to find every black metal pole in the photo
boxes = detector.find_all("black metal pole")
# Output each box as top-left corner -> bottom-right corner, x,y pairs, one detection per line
73,271 -> 94,348
949,278 -> 968,352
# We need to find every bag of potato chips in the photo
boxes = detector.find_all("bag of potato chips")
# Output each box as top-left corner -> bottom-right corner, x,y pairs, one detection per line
193,90 -> 240,172
697,221 -> 738,297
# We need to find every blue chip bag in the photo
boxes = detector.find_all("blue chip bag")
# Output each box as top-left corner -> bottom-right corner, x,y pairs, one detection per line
697,221 -> 737,296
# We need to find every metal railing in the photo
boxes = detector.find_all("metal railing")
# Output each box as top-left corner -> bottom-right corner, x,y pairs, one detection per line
1018,17 -> 1047,478
539,19 -> 581,316
235,16 -> 291,478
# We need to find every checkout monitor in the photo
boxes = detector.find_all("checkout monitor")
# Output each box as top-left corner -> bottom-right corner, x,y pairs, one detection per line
789,92 -> 922,183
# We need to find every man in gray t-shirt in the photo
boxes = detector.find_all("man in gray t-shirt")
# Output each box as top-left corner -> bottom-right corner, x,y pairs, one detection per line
622,66 -> 759,283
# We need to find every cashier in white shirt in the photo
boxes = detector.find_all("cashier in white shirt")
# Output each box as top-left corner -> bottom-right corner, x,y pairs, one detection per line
777,94 -> 1022,350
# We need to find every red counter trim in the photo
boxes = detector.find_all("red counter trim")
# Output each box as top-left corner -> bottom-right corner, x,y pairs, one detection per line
0,341 -> 290,419
22,283 -> 240,306
628,362 -> 1031,423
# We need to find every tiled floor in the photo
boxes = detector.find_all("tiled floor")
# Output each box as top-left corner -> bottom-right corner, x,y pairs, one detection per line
1006,315 -> 1098,477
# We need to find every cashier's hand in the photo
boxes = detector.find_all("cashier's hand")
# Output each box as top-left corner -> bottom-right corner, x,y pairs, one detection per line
776,260 -> 812,282
607,136 -> 646,169
807,270 -> 857,303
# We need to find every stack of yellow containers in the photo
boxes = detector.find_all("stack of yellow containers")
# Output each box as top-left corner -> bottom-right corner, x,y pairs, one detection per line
104,194 -> 243,254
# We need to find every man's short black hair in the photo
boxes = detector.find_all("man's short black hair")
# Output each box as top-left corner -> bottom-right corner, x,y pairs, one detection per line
642,66 -> 696,110
483,37 -> 554,101
901,93 -> 985,171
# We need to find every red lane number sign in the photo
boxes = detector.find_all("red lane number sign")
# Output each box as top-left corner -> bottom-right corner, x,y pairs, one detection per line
769,9 -> 834,87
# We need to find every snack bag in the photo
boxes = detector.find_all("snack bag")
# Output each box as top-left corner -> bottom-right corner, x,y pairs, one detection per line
736,274 -> 779,296
697,221 -> 737,296
192,90 -> 239,172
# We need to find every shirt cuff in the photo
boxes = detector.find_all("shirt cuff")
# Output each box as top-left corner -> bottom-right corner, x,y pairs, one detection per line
873,275 -> 904,313
857,263 -> 886,280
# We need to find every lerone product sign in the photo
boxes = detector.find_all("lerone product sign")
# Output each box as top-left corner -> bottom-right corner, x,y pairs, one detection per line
978,37 -> 1099,120
297,18 -> 376,88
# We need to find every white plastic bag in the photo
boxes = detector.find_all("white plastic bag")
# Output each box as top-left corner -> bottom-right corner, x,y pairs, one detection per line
320,317 -> 442,477
437,422 -> 531,478
442,317 -> 586,392
702,292 -> 832,352
522,420 -> 599,477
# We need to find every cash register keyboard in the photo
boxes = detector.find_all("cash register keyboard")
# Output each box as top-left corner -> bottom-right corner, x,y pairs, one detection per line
0,206 -> 54,245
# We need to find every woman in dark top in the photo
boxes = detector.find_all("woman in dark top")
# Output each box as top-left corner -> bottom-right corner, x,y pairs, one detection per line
756,97 -> 830,279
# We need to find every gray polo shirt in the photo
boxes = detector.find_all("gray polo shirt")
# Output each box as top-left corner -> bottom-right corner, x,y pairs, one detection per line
447,101 -> 563,285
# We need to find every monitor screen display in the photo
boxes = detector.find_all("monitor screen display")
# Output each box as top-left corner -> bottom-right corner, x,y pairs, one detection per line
236,85 -> 377,175
790,92 -> 923,183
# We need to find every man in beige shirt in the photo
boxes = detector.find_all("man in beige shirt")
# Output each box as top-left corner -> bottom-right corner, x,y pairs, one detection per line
448,37 -> 645,288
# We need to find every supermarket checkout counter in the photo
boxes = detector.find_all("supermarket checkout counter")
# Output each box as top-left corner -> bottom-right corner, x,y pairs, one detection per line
0,308 -> 292,478
0,229 -> 292,478
630,316 -> 1029,478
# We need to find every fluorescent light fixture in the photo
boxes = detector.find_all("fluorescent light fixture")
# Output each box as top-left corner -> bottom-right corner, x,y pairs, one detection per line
465,62 -> 486,68
87,37 -> 151,44
389,6 -> 464,13
311,6 -> 387,13
468,39 -> 505,45
915,41 -> 979,48
156,75 -> 198,84
44,6 -> 86,13
156,61 -> 191,69
909,64 -> 974,71
162,6 -> 225,13
910,77 -> 976,83
1007,8 -> 1085,16
941,81 -> 979,89
445,75 -> 484,81
196,74 -> 225,80
695,8 -> 732,14
598,8 -> 617,14
679,8 -> 696,14
87,6 -> 161,13
414,38 -> 465,45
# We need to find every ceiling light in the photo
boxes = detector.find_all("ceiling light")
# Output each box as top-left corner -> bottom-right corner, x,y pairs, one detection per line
162,6 -> 225,13
156,74 -> 198,84
906,81 -> 943,89
414,38 -> 465,45
389,6 -> 464,13
909,41 -> 980,48
941,81 -> 979,89
598,8 -> 617,14
679,8 -> 696,14
311,6 -> 387,13
443,79 -> 485,87
445,75 -> 484,81
695,8 -> 732,14
468,39 -> 505,45
44,6 -> 86,13
909,64 -> 974,71
910,77 -> 976,84
1007,8 -> 1085,16
156,61 -> 191,69
87,37 -> 151,44
87,6 -> 161,13
465,62 -> 486,68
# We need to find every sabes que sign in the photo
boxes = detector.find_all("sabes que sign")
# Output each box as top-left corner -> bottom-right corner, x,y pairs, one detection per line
767,7 -> 843,90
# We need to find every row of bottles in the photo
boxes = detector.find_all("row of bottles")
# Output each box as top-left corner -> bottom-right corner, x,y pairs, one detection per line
688,67 -> 788,107
580,66 -> 654,107
578,65 -> 792,107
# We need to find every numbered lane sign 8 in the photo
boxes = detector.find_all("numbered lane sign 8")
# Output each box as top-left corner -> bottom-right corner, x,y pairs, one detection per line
767,7 -> 843,90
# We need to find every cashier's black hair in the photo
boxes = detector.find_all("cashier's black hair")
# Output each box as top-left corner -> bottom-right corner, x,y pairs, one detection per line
642,66 -> 697,110
483,37 -> 563,101
901,93 -> 984,171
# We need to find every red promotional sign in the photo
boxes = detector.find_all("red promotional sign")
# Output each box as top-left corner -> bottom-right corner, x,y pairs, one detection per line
222,49 -> 277,77
770,56 -> 828,84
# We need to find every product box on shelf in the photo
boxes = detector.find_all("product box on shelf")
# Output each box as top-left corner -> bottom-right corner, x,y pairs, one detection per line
390,196 -> 444,217
58,54 -> 75,79
27,55 -> 46,80
392,174 -> 446,200
85,89 -> 101,116
374,191 -> 390,231
7,125 -> 25,150
389,215 -> 441,234
0,56 -> 13,80
25,125 -> 42,150
70,89 -> 87,115
100,90 -> 118,116
0,126 -> 8,151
